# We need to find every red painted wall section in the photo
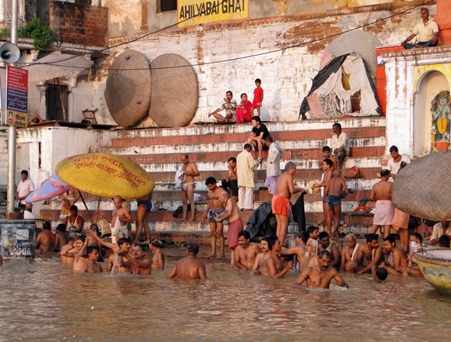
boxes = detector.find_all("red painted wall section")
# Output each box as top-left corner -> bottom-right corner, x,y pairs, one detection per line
49,0 -> 108,47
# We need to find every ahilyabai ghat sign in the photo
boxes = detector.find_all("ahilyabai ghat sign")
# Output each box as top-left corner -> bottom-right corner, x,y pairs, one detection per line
178,0 -> 249,28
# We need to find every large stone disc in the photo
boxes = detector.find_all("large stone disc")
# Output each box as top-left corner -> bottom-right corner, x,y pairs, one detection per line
105,50 -> 151,127
392,151 -> 451,221
148,54 -> 198,127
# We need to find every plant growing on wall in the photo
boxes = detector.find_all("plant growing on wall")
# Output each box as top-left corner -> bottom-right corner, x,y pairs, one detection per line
18,18 -> 53,50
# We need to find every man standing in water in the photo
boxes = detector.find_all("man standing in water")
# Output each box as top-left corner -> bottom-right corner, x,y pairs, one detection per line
317,231 -> 340,269
295,250 -> 349,289
35,221 -> 55,254
272,162 -> 305,246
121,245 -> 151,275
203,177 -> 228,258
381,235 -> 407,276
355,233 -> 383,275
88,231 -> 132,272
370,169 -> 394,238
79,246 -> 103,273
265,236 -> 293,279
167,243 -> 207,280
234,231 -> 260,271
179,154 -> 200,222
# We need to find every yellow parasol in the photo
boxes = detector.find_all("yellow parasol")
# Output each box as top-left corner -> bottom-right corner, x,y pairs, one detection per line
55,152 -> 154,199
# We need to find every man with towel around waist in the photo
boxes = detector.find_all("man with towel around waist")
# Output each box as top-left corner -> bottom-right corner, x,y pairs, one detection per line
272,162 -> 305,247
370,169 -> 394,239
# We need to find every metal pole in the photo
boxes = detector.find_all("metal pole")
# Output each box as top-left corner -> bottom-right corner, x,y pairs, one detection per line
6,0 -> 19,216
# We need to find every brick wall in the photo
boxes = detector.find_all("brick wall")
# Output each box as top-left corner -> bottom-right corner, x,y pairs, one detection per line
49,0 -> 108,47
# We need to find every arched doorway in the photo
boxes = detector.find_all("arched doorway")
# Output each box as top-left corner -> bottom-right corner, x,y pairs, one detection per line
414,70 -> 449,156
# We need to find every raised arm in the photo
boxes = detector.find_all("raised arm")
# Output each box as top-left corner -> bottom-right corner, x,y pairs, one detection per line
87,231 -> 119,252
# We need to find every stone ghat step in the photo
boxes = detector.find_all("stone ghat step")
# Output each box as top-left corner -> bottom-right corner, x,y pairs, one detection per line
106,146 -> 385,165
139,156 -> 384,173
40,209 -> 372,231
39,209 -> 375,233
150,189 -> 372,203
111,117 -> 386,146
148,167 -> 383,183
104,136 -> 386,155
153,177 -> 378,192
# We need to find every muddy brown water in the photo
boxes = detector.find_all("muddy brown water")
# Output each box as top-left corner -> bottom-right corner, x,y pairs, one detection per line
0,258 -> 450,341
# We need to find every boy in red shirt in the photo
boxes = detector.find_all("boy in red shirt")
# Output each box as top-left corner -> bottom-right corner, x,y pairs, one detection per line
252,78 -> 264,117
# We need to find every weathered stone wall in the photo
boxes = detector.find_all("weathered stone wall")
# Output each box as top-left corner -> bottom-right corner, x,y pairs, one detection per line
91,4 -> 436,125
49,0 -> 108,46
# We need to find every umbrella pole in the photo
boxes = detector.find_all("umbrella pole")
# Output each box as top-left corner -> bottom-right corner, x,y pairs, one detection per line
95,196 -> 101,223
78,191 -> 93,223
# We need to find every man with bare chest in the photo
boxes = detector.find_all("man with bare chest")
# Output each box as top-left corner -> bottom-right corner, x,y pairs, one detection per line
180,154 -> 200,222
295,250 -> 348,289
381,235 -> 407,276
340,233 -> 360,272
103,196 -> 134,243
80,246 -> 103,273
370,169 -> 393,238
272,162 -> 304,246
265,236 -> 293,279
203,177 -> 228,258
234,231 -> 260,271
167,243 -> 206,280
355,233 -> 383,275
252,237 -> 272,275
122,245 -> 151,275
149,239 -> 165,270
326,169 -> 349,237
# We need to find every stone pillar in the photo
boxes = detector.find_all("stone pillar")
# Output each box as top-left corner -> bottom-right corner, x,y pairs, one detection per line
434,0 -> 451,46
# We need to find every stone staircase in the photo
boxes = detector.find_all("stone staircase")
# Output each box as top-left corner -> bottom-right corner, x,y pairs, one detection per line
40,116 -> 386,242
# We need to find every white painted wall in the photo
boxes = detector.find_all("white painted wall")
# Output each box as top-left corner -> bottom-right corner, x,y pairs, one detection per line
91,7 -> 432,126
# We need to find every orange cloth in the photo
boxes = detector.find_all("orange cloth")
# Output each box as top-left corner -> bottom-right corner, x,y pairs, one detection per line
392,208 -> 410,230
272,195 -> 291,217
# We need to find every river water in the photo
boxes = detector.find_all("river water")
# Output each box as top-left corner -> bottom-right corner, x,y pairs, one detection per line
0,258 -> 449,341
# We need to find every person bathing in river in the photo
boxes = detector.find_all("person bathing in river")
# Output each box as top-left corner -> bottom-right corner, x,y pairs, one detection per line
121,245 -> 151,275
87,231 -> 131,272
355,233 -> 383,276
79,245 -> 103,273
149,239 -> 165,270
167,243 -> 207,280
35,221 -> 55,254
264,235 -> 293,279
340,233 -> 360,272
234,231 -> 260,272
252,235 -> 272,275
295,250 -> 349,289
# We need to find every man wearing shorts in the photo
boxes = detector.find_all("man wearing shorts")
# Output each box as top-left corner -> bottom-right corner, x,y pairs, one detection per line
203,177 -> 228,258
180,154 -> 200,222
272,162 -> 305,247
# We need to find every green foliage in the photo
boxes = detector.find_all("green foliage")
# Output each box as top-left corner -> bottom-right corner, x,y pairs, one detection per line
18,18 -> 53,50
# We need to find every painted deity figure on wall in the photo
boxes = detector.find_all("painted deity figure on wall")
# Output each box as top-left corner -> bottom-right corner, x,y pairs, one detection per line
431,90 -> 451,152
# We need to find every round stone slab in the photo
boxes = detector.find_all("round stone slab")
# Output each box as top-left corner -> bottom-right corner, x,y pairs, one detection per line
148,53 -> 198,127
105,50 -> 151,127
